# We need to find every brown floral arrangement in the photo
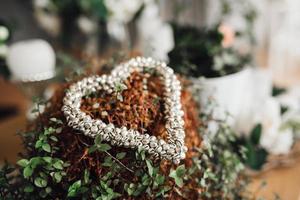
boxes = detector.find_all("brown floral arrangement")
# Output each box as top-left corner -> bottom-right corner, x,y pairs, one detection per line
0,57 -> 248,199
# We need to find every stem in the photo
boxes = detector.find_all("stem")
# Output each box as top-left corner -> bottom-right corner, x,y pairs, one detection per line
105,151 -> 134,173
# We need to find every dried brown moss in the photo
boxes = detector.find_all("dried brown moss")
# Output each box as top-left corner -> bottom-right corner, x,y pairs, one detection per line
35,69 -> 202,199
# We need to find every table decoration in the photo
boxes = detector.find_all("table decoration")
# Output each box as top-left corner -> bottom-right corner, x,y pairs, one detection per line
0,57 -> 248,199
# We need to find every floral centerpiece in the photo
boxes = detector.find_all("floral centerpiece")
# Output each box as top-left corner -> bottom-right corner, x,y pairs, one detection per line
0,57 -> 249,199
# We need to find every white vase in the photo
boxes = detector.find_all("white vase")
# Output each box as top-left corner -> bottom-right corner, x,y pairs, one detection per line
193,67 -> 272,134
6,39 -> 56,82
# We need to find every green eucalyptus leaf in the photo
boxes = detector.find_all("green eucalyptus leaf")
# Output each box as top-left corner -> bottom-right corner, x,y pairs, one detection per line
45,187 -> 52,194
145,160 -> 153,177
43,157 -> 52,163
29,157 -> 43,169
68,180 -> 82,197
116,152 -> 126,159
95,135 -> 102,146
176,165 -> 186,177
17,159 -> 29,167
42,143 -> 51,153
53,160 -> 63,170
250,123 -> 262,145
98,143 -> 111,152
245,141 -> 268,170
169,165 -> 186,188
154,174 -> 165,186
24,185 -> 34,193
88,145 -> 98,154
50,135 -> 58,142
23,166 -> 33,178
54,172 -> 62,183
174,177 -> 184,187
124,183 -> 135,196
35,140 -> 43,149
34,177 -> 48,188
102,156 -> 113,167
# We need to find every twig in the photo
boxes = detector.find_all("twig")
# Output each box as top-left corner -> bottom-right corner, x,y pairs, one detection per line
104,151 -> 134,173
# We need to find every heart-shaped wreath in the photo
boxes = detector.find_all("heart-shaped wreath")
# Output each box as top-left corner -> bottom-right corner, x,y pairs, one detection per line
62,57 -> 187,164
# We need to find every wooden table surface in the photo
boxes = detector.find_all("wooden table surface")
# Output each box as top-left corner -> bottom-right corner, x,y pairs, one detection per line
0,76 -> 300,200
248,158 -> 300,200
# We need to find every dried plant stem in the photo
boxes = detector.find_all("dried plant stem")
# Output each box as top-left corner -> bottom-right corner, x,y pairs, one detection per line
104,150 -> 134,173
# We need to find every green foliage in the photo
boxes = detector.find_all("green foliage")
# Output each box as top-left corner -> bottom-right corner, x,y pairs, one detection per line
192,98 -> 248,199
169,165 -> 186,187
67,180 -> 85,197
236,124 -> 268,170
168,23 -> 251,78
272,86 -> 287,97
113,82 -> 128,102
47,0 -> 108,21
250,123 -> 262,145
78,0 -> 108,20
0,76 -> 248,199
88,135 -> 112,154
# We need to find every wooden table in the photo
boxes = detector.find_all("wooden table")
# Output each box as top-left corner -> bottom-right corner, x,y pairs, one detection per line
0,79 -> 28,163
248,158 -> 300,200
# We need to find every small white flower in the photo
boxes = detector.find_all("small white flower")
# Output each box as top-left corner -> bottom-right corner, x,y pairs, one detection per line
34,10 -> 61,36
27,103 -> 46,121
105,0 -> 143,23
267,128 -> 293,155
257,97 -> 293,154
33,0 -> 50,8
277,90 -> 300,111
213,56 -> 223,71
207,120 -> 219,137
0,26 -> 9,41
137,1 -> 174,61
222,52 -> 238,66
107,20 -> 126,42
77,16 -> 97,34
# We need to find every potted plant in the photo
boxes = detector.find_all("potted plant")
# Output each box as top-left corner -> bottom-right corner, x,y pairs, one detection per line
167,0 -> 257,128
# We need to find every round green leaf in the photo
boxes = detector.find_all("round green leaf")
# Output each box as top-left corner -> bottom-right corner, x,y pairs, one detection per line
116,152 -> 126,159
98,143 -> 111,152
54,172 -> 62,183
53,161 -> 63,170
34,177 -> 48,188
24,185 -> 34,193
23,166 -> 33,178
42,143 -> 51,153
17,159 -> 29,167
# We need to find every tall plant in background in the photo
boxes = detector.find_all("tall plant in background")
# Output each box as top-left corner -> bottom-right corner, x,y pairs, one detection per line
168,0 -> 257,77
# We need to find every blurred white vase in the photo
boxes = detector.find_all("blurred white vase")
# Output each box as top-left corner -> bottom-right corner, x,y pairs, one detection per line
7,39 -> 56,82
235,68 -> 272,135
194,67 -> 272,135
194,68 -> 251,125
